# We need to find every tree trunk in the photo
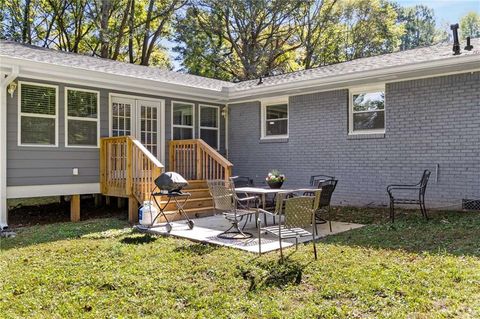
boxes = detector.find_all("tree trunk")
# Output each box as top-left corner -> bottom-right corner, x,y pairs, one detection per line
22,0 -> 32,43
99,0 -> 111,58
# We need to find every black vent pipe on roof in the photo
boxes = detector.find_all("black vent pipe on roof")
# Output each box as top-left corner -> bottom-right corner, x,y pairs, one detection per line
450,23 -> 461,55
465,36 -> 473,51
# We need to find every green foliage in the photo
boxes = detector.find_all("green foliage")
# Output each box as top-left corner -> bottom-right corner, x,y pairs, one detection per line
396,4 -> 436,50
460,11 -> 480,39
1,210 -> 480,318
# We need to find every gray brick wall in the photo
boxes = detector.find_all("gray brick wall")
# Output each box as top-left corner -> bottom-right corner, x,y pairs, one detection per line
228,72 -> 480,208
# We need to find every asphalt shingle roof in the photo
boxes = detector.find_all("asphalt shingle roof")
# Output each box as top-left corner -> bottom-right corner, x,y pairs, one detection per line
1,38 -> 478,94
0,40 -> 233,91
232,38 -> 480,92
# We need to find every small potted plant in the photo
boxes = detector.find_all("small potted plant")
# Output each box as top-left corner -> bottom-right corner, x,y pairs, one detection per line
266,169 -> 286,189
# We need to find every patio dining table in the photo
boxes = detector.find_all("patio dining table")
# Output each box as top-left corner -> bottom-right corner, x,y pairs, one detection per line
235,187 -> 318,226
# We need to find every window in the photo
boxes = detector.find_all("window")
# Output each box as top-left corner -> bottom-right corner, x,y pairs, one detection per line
65,88 -> 100,147
172,101 -> 194,140
199,105 -> 219,149
349,87 -> 385,134
18,82 -> 58,146
261,99 -> 288,139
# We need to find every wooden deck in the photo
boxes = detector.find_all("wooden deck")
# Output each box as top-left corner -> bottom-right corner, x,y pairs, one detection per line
99,137 -> 232,223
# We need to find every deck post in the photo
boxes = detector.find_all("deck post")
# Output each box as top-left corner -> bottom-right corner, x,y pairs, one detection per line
70,195 -> 81,222
128,196 -> 138,224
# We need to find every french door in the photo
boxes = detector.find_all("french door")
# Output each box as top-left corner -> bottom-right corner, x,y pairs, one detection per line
110,95 -> 164,161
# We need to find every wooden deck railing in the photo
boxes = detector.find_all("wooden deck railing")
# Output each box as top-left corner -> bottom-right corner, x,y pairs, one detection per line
169,139 -> 233,180
100,136 -> 164,203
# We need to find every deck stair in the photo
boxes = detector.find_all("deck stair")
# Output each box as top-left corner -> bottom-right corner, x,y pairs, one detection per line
155,180 -> 215,222
100,137 -> 232,223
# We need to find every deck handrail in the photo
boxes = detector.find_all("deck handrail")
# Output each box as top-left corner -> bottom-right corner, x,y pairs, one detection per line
169,139 -> 233,180
100,136 -> 164,203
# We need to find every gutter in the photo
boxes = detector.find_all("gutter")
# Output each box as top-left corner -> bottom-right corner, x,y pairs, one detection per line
0,65 -> 19,229
226,54 -> 480,102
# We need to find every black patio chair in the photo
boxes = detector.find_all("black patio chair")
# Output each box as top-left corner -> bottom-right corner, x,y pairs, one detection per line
304,177 -> 338,233
310,175 -> 335,187
387,170 -> 431,222
231,176 -> 254,188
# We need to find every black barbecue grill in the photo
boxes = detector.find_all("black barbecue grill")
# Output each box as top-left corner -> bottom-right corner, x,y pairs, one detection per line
149,172 -> 194,233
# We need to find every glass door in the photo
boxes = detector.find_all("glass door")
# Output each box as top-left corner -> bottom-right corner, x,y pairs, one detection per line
136,99 -> 160,159
110,96 -> 162,160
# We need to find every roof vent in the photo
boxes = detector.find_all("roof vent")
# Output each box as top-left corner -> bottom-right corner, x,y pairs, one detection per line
465,36 -> 473,51
450,23 -> 461,55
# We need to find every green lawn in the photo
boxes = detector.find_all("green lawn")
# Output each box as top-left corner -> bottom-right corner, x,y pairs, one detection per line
1,209 -> 480,318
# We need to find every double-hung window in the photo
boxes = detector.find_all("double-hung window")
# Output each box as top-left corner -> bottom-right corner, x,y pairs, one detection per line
261,99 -> 289,139
18,82 -> 58,146
65,88 -> 100,147
172,101 -> 194,140
199,105 -> 220,149
349,86 -> 385,134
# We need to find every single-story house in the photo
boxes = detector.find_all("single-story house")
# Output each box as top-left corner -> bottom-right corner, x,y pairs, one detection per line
0,38 -> 479,228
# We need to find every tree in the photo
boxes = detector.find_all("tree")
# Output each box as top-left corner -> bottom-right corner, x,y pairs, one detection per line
175,0 -> 303,81
396,4 -> 436,50
460,11 -> 480,39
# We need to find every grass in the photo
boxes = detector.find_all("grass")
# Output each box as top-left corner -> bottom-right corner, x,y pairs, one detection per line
1,208 -> 480,318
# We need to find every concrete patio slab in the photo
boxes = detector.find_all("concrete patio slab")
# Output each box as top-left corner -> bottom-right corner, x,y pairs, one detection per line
137,214 -> 364,254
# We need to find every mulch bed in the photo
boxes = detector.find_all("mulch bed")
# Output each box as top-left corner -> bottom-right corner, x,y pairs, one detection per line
8,196 -> 127,228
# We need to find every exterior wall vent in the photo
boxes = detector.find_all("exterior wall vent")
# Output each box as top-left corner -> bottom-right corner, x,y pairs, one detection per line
462,199 -> 480,210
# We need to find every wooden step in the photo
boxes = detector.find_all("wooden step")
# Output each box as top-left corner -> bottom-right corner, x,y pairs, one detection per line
155,206 -> 216,223
184,180 -> 208,189
185,188 -> 211,199
156,197 -> 213,211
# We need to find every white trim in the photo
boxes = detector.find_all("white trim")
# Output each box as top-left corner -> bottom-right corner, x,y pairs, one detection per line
1,56 -> 229,103
17,81 -> 59,147
226,54 -> 480,101
1,65 -> 19,228
260,97 -> 289,140
7,183 -> 101,198
64,87 -> 100,148
109,93 -> 165,163
199,104 -> 220,149
171,100 -> 195,140
348,85 -> 386,135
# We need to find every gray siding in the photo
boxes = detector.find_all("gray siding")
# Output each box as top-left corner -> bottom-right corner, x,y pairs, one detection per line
7,78 -> 225,187
228,72 -> 480,208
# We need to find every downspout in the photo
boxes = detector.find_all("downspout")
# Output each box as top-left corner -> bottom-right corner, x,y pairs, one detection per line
0,65 -> 19,229
224,104 -> 229,159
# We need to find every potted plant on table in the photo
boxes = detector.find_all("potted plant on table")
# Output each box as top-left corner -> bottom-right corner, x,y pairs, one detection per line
266,169 -> 286,189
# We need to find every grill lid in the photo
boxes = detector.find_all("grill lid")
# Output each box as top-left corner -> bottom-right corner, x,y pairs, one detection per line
154,172 -> 188,193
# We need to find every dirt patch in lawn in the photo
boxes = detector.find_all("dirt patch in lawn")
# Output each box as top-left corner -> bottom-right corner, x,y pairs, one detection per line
7,196 -> 127,228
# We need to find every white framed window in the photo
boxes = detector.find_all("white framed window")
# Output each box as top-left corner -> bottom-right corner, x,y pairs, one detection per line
349,86 -> 385,135
18,81 -> 59,147
65,87 -> 100,148
261,98 -> 289,139
171,101 -> 195,140
199,104 -> 220,149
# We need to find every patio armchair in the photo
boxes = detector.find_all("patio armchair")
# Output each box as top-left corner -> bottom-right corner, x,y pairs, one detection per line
304,178 -> 338,233
259,189 -> 322,260
387,170 -> 431,222
310,175 -> 335,187
207,179 -> 259,239
231,176 -> 254,188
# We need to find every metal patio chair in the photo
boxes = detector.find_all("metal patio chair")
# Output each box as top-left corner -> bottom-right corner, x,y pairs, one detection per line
387,170 -> 431,222
260,189 -> 322,260
310,175 -> 335,187
304,177 -> 338,233
207,179 -> 259,239
231,176 -> 254,188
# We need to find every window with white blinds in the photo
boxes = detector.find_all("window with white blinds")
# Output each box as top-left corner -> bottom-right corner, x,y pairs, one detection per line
19,82 -> 58,146
65,88 -> 100,147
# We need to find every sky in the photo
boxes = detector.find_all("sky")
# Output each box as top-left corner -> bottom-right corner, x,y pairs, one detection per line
396,0 -> 480,27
